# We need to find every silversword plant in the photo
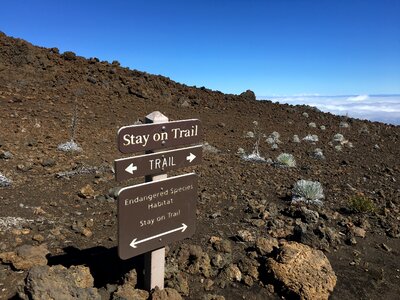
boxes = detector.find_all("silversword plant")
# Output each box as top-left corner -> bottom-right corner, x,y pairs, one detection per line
242,121 -> 266,162
292,180 -> 324,205
311,148 -> 325,160
303,134 -> 319,142
57,140 -> 82,152
276,153 -> 296,167
333,133 -> 345,143
0,173 -> 12,187
58,92 -> 82,152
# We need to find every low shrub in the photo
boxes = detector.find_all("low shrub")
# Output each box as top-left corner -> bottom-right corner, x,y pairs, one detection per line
348,193 -> 375,213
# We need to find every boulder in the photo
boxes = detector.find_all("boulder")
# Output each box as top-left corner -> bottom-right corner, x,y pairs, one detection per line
0,244 -> 49,270
21,265 -> 100,299
240,90 -> 256,101
266,241 -> 336,300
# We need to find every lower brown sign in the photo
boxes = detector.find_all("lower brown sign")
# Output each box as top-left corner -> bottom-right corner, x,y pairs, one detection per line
117,173 -> 197,260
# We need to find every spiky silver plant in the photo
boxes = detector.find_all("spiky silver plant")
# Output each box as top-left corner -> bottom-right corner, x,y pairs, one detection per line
276,153 -> 296,167
0,173 -> 12,187
303,134 -> 319,142
292,135 -> 300,143
333,133 -> 345,142
266,131 -> 281,145
311,148 -> 325,160
57,140 -> 82,152
242,121 -> 265,162
292,180 -> 324,205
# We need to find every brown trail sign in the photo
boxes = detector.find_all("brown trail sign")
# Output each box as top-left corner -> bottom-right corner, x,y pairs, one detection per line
114,145 -> 202,181
117,173 -> 197,259
117,119 -> 202,153
115,111 -> 202,290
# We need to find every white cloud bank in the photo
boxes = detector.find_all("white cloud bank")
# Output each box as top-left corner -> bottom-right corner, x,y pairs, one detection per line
257,94 -> 400,125
347,94 -> 369,101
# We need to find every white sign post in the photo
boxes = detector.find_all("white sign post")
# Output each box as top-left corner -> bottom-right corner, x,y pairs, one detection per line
143,111 -> 168,290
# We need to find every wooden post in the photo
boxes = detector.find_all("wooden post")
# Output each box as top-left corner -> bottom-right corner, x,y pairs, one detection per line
143,111 -> 168,290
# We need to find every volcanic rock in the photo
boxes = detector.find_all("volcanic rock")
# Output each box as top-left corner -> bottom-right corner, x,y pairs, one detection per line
0,244 -> 49,270
20,265 -> 100,299
266,241 -> 337,299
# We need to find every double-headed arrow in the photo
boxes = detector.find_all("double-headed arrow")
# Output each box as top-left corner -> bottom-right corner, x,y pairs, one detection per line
130,223 -> 188,248
114,145 -> 202,181
124,152 -> 196,175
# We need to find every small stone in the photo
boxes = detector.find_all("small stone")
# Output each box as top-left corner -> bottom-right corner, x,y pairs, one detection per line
151,287 -> 182,300
17,163 -> 33,172
203,279 -> 214,291
0,151 -> 13,159
165,272 -> 189,296
251,219 -> 265,227
202,295 -> 225,300
180,100 -> 191,108
381,243 -> 392,252
113,285 -> 148,300
242,275 -> 254,286
41,158 -> 56,167
33,234 -> 45,242
222,264 -> 242,282
256,236 -> 278,255
79,184 -> 96,198
352,227 -> 366,238
108,187 -> 121,199
33,207 -> 46,215
347,236 -> 357,245
210,212 -> 222,219
211,253 -> 228,269
299,207 -> 319,224
87,77 -> 97,84
82,228 -> 93,237
21,228 -> 30,235
212,239 -> 232,253
237,230 -> 255,242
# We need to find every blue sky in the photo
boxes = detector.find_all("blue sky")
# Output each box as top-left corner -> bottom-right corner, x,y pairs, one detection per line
1,0 -> 399,96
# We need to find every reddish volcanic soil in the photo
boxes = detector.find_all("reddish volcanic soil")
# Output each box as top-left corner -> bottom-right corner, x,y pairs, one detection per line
0,32 -> 399,299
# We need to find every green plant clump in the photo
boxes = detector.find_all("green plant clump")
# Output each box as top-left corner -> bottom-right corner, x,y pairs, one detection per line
348,194 -> 375,213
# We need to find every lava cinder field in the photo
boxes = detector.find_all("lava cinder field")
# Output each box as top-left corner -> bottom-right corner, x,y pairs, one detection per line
0,32 -> 399,299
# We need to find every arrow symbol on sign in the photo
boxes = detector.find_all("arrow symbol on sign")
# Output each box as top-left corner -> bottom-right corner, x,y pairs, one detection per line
130,223 -> 188,248
125,163 -> 138,174
186,153 -> 196,163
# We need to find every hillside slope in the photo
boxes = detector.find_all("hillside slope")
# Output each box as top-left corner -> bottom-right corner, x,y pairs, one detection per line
0,32 -> 399,299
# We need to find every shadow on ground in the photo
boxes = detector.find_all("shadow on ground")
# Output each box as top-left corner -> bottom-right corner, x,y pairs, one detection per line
47,246 -> 144,288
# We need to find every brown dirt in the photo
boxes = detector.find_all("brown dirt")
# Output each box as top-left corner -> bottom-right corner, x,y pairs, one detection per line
0,31 -> 399,299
